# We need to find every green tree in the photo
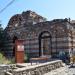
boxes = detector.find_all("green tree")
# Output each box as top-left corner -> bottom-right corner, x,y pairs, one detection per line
0,24 -> 4,50
0,24 -> 3,37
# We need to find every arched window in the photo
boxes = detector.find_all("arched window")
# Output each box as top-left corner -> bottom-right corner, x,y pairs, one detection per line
39,31 -> 52,56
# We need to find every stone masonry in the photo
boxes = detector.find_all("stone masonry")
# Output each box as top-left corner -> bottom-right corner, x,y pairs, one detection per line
3,10 -> 75,58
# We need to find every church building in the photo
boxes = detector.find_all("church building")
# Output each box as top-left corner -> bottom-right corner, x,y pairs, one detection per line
4,10 -> 75,58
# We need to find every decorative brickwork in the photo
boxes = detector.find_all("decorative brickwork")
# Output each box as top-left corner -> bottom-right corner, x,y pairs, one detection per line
4,10 -> 75,58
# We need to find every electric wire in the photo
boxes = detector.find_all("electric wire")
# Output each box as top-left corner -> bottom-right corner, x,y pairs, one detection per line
0,0 -> 15,14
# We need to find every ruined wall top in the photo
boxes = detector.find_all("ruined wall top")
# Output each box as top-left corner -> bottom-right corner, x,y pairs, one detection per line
22,10 -> 46,23
6,10 -> 46,29
4,10 -> 75,39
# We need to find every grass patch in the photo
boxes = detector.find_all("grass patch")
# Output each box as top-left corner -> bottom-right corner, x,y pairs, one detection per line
0,53 -> 15,64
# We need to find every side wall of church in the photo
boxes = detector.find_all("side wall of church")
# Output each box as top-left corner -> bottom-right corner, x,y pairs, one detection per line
4,11 -> 75,58
4,20 -> 74,58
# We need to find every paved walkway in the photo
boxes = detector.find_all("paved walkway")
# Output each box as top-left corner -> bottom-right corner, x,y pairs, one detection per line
44,64 -> 75,75
68,64 -> 75,75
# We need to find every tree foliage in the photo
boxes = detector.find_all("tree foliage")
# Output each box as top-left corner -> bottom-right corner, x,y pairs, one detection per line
0,24 -> 4,49
0,24 -> 3,38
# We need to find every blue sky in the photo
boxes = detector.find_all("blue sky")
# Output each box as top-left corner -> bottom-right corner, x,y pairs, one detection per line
0,0 -> 75,28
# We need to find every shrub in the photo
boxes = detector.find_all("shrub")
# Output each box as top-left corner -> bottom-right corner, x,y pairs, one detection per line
0,52 -> 12,64
9,58 -> 15,64
24,53 -> 30,62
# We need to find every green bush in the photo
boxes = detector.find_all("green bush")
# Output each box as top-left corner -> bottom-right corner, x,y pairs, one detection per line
24,53 -> 30,62
9,58 -> 15,64
0,52 -> 13,64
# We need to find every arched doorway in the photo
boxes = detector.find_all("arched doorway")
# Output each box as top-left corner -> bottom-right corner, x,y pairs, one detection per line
13,36 -> 18,57
39,31 -> 52,57
13,36 -> 18,43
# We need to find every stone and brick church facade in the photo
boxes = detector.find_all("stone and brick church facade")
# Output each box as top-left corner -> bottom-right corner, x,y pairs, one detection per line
4,10 -> 75,58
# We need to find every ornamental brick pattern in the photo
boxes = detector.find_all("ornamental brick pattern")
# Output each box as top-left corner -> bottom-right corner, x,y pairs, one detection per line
3,10 -> 75,58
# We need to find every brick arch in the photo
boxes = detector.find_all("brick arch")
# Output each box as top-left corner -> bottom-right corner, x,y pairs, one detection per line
12,36 -> 18,57
39,31 -> 52,56
13,36 -> 18,43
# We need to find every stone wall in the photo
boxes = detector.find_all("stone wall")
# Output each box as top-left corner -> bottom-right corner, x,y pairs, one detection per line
4,10 -> 75,58
5,60 -> 69,75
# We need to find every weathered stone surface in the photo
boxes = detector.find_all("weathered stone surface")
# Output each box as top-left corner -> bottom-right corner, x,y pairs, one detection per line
5,60 -> 68,75
3,10 -> 75,58
0,64 -> 11,75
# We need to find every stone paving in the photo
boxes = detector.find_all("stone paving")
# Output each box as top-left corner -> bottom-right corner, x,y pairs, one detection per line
69,68 -> 75,75
45,64 -> 75,75
68,64 -> 75,75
